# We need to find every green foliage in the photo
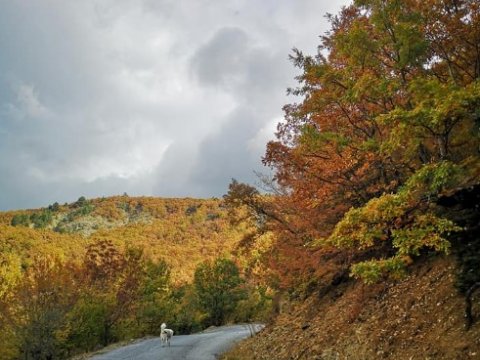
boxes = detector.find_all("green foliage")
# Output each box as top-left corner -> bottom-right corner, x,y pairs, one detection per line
380,80 -> 480,163
10,214 -> 29,227
117,201 -> 131,212
74,196 -> 88,208
11,209 -> 55,229
194,258 -> 246,326
299,126 -> 351,153
77,203 -> 94,216
52,196 -> 95,229
30,209 -> 53,229
391,214 -> 458,256
402,161 -> 463,196
233,285 -> 272,323
134,259 -> 172,335
169,285 -> 204,334
11,208 -> 56,229
327,192 -> 407,250
48,202 -> 60,212
350,256 -> 408,284
328,161 -> 467,282
63,296 -> 110,352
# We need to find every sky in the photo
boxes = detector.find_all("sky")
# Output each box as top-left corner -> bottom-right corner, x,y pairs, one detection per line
0,0 -> 349,211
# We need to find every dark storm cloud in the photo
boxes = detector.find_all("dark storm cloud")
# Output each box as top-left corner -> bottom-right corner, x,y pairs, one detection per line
0,0 -> 349,210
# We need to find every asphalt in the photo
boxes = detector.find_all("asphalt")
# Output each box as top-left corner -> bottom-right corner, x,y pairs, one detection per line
90,324 -> 263,360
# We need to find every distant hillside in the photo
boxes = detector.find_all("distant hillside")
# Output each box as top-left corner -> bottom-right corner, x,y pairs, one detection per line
0,195 -> 253,283
0,195 -> 274,359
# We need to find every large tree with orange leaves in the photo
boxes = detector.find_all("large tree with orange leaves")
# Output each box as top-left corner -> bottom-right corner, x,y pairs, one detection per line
259,0 -> 480,287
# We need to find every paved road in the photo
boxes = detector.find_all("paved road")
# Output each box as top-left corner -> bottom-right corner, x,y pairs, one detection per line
90,324 -> 263,360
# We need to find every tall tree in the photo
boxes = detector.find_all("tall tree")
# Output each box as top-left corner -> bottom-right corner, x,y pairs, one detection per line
262,0 -> 480,285
194,258 -> 245,326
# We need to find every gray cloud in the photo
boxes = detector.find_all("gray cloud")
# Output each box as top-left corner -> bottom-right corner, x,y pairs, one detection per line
190,27 -> 250,88
188,108 -> 265,196
0,0 -> 349,210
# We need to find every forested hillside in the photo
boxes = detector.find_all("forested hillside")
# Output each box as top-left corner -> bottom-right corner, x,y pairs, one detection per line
0,196 -> 272,359
2,0 -> 480,359
1,196 -> 259,282
223,0 -> 480,358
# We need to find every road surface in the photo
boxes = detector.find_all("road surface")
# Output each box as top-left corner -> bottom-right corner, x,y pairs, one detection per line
90,324 -> 263,360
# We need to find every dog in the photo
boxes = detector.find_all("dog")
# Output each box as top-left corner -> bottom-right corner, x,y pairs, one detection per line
160,323 -> 174,347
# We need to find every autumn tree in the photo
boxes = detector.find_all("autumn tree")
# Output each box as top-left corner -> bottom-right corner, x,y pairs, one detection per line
261,0 -> 480,285
135,259 -> 173,336
12,256 -> 80,359
57,240 -> 144,350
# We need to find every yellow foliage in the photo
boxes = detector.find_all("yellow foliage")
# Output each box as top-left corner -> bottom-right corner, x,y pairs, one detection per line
0,196 -> 253,284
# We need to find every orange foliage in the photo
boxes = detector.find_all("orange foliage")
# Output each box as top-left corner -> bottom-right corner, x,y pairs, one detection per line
257,0 -> 480,289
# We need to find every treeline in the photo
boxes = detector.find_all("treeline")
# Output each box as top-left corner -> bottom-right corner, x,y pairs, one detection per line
0,239 -> 270,360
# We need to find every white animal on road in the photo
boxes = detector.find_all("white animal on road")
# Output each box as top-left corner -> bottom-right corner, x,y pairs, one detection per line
160,323 -> 174,347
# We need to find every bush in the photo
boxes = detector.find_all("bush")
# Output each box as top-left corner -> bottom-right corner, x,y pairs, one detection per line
11,214 -> 30,227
